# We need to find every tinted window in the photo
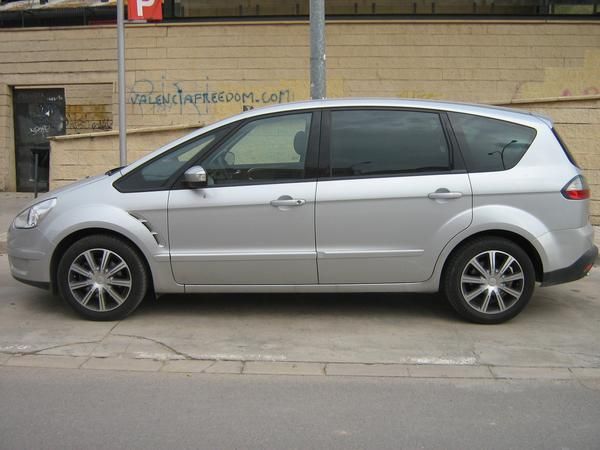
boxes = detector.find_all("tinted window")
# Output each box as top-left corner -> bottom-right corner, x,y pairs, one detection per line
329,110 -> 450,177
115,130 -> 222,192
202,113 -> 312,185
448,112 -> 536,172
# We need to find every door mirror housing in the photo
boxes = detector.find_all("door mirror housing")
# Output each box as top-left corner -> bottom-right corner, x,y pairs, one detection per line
183,165 -> 207,188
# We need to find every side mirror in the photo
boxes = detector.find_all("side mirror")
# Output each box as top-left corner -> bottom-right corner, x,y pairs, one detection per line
183,165 -> 207,188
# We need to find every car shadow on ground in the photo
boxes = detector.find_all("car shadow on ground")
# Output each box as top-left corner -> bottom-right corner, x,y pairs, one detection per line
7,281 -> 458,322
131,291 -> 460,322
17,283 -> 571,324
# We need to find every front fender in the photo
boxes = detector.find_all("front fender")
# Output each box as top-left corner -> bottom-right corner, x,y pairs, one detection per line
48,205 -> 160,259
44,204 -> 182,294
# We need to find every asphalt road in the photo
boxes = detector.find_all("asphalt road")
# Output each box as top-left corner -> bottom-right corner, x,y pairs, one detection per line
1,366 -> 599,450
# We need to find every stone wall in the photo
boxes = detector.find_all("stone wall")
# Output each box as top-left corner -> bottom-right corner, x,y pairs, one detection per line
1,19 -> 599,204
64,84 -> 113,135
49,124 -> 201,189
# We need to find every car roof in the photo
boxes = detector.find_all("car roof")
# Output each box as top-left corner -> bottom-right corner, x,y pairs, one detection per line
226,98 -> 553,128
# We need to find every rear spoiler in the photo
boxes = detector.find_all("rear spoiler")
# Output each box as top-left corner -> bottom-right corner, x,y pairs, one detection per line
531,113 -> 553,128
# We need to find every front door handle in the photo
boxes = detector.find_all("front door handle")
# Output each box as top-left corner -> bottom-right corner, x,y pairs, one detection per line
428,189 -> 463,200
270,196 -> 306,207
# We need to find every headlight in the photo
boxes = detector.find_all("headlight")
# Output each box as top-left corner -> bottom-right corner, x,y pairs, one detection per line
13,198 -> 57,229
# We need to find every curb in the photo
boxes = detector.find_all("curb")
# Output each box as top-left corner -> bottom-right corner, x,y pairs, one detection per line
1,353 -> 599,382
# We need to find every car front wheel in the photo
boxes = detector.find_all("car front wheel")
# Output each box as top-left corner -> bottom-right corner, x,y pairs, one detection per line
57,235 -> 149,321
442,237 -> 536,324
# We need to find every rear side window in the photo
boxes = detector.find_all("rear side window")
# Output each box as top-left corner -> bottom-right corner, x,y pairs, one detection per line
329,109 -> 451,177
448,112 -> 536,172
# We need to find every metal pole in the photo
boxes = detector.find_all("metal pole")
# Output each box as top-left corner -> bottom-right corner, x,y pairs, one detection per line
117,0 -> 127,166
309,0 -> 326,99
33,152 -> 39,199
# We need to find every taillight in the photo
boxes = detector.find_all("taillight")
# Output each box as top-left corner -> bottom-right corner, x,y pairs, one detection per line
561,175 -> 590,200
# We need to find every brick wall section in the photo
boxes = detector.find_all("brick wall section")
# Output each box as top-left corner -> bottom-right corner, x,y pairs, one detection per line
65,84 -> 113,135
1,21 -> 598,127
503,98 -> 600,224
48,124 -> 201,189
1,20 -> 600,218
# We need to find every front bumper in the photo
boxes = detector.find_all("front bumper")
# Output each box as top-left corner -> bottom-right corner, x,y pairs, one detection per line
542,245 -> 597,287
7,225 -> 53,289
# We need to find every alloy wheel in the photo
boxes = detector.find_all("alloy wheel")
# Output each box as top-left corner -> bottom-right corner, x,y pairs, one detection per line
67,248 -> 132,312
460,250 -> 525,314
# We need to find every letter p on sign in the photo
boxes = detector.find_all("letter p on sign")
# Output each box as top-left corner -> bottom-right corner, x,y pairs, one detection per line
128,0 -> 163,21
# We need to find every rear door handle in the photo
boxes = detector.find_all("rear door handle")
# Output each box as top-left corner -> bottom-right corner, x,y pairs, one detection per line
428,189 -> 463,200
270,196 -> 306,207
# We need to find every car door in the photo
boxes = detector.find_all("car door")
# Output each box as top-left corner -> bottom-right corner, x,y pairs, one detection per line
168,110 -> 320,285
315,108 -> 472,284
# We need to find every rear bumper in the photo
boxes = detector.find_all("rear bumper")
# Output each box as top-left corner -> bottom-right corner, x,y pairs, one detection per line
542,245 -> 597,287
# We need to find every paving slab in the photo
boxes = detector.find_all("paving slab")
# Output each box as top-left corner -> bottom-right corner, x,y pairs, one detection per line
326,363 -> 410,377
491,366 -> 574,380
570,367 -> 600,379
407,364 -> 493,378
5,354 -> 87,369
82,357 -> 163,372
204,360 -> 243,374
162,359 -> 215,373
244,361 -> 324,376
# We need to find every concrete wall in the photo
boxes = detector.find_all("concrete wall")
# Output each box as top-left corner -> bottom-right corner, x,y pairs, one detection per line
49,123 -> 201,189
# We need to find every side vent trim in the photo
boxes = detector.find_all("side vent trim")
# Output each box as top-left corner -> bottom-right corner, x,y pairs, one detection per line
129,212 -> 164,247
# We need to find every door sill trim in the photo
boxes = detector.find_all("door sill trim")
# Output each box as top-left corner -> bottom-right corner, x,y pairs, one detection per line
184,281 -> 434,294
317,249 -> 424,259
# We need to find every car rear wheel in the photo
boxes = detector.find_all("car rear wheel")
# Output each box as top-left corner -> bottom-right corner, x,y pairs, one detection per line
57,235 -> 149,321
442,237 -> 536,324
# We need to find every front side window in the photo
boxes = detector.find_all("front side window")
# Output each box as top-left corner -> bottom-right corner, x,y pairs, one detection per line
115,130 -> 223,192
448,112 -> 537,172
329,109 -> 451,177
202,113 -> 312,185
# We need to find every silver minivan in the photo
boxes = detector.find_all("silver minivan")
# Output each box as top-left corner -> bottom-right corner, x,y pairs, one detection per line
8,99 -> 597,323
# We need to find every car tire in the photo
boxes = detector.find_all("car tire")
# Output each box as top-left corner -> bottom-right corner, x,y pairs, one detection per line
57,234 -> 149,321
442,237 -> 536,324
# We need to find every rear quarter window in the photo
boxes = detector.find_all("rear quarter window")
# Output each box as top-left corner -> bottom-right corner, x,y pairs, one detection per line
448,112 -> 537,172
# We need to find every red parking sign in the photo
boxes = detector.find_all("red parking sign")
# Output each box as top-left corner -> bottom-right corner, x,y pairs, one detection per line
128,0 -> 162,21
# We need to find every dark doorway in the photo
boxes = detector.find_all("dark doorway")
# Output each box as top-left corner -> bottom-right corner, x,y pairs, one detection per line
13,88 -> 66,192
